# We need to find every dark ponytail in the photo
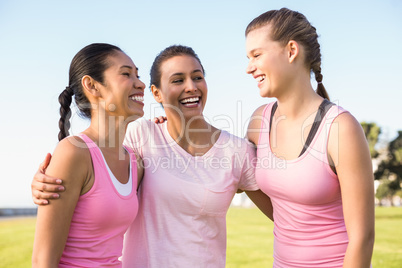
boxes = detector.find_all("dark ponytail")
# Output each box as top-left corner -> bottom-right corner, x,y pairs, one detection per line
58,86 -> 74,141
57,43 -> 123,141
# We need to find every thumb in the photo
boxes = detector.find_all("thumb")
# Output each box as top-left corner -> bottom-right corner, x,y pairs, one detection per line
39,153 -> 52,173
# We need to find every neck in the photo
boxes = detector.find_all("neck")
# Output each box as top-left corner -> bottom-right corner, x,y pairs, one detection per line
166,113 -> 216,147
84,109 -> 132,152
275,76 -> 322,120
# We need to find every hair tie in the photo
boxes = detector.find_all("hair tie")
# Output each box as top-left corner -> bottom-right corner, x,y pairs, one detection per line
317,81 -> 322,84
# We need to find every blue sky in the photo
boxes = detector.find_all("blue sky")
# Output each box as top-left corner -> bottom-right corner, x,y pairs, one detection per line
0,0 -> 401,208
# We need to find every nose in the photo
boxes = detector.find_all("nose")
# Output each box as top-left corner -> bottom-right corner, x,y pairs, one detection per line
184,79 -> 197,93
246,60 -> 256,74
134,77 -> 146,91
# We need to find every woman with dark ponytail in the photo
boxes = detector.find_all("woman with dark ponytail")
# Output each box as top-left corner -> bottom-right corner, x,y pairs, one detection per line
245,8 -> 374,267
32,43 -> 145,267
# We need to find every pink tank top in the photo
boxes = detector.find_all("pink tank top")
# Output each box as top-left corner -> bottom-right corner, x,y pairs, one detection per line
255,102 -> 349,267
59,134 -> 138,267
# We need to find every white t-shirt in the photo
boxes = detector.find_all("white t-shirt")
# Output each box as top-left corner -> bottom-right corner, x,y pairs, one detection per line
122,118 -> 258,268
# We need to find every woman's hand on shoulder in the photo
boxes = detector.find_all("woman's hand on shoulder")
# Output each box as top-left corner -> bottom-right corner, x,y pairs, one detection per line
150,116 -> 167,124
45,136 -> 91,195
32,153 -> 64,205
32,137 -> 91,205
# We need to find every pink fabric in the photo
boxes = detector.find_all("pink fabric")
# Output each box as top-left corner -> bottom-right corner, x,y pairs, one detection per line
59,134 -> 138,267
255,102 -> 349,267
122,119 -> 258,267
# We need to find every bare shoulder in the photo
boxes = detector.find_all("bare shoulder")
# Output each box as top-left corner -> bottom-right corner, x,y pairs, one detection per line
251,104 -> 267,118
330,112 -> 365,142
328,111 -> 370,167
54,136 -> 90,161
47,136 -> 91,183
246,104 -> 268,145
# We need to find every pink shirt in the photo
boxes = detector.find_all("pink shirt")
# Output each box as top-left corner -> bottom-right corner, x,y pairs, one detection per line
255,103 -> 349,267
59,134 -> 138,267
122,119 -> 258,267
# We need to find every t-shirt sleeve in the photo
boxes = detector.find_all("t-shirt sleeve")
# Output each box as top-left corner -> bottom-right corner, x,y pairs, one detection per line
237,140 -> 259,191
124,118 -> 148,158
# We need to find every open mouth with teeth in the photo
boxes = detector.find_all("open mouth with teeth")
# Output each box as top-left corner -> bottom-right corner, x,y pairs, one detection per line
180,96 -> 200,107
256,75 -> 265,84
130,95 -> 144,103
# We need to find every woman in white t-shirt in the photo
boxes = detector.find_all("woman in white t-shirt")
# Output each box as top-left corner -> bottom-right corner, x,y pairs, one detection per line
31,45 -> 272,267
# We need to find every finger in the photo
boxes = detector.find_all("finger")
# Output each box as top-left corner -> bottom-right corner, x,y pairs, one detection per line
33,196 -> 49,205
31,177 -> 65,192
33,189 -> 60,200
32,174 -> 64,191
34,170 -> 62,185
39,153 -> 52,172
157,116 -> 166,123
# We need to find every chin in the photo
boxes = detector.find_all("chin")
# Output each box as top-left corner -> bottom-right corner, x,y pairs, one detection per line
259,90 -> 270,98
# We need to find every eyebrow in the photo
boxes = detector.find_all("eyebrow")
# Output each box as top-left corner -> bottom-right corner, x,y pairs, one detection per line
170,69 -> 203,77
120,65 -> 138,71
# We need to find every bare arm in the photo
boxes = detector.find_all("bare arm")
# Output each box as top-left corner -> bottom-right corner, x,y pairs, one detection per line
328,113 -> 375,268
244,104 -> 274,221
133,152 -> 144,189
245,190 -> 273,221
32,138 -> 90,267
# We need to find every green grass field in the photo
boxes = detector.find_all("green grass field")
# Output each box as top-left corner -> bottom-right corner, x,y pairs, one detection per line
1,207 -> 401,267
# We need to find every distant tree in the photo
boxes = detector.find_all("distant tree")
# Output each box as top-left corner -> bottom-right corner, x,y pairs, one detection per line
361,122 -> 381,158
375,179 -> 394,206
375,131 -> 402,201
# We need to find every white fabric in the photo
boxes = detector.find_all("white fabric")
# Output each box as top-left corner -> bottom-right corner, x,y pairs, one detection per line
98,148 -> 132,196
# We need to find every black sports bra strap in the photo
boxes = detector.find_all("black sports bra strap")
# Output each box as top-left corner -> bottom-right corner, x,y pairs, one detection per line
299,99 -> 334,157
269,102 -> 278,133
268,100 -> 334,157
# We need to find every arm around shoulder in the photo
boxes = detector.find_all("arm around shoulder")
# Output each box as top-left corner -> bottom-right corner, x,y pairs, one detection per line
32,137 -> 91,267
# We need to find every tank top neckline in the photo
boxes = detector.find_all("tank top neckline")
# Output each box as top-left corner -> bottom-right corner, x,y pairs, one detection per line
78,133 -> 136,199
265,99 -> 334,163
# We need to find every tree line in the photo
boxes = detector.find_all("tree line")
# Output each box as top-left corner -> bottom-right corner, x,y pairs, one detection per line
361,122 -> 402,205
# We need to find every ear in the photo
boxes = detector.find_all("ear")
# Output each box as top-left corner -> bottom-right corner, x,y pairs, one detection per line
151,84 -> 163,104
82,75 -> 101,97
287,40 -> 299,63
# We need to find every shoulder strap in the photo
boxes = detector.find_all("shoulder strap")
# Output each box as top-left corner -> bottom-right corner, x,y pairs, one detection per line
299,99 -> 334,157
269,101 -> 278,134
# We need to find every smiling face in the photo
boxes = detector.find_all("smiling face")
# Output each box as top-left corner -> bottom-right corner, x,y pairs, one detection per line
98,51 -> 145,121
152,55 -> 207,120
245,25 -> 291,98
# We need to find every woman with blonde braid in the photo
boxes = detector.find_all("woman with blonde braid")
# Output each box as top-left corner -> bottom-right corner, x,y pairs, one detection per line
245,8 -> 375,267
